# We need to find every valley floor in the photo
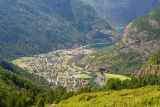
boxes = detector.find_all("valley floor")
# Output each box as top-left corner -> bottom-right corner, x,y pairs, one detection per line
13,47 -> 94,91
12,44 -> 129,91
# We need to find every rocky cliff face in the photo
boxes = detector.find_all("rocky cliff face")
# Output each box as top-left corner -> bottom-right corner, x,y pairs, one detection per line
123,6 -> 160,57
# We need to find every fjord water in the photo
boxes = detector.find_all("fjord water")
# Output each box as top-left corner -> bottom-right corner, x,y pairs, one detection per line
116,27 -> 125,34
89,27 -> 125,50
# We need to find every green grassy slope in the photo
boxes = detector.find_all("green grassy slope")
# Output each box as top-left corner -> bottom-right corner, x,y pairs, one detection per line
78,6 -> 160,76
105,73 -> 130,80
55,86 -> 160,107
0,0 -> 121,60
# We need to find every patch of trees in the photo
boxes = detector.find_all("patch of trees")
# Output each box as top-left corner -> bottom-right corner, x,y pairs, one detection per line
104,75 -> 160,90
151,51 -> 160,65
74,74 -> 160,94
36,86 -> 74,107
0,66 -> 44,107
0,66 -> 73,107
0,56 -> 49,88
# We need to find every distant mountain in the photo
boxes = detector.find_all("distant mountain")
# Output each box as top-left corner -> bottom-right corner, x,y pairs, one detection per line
81,0 -> 160,26
77,6 -> 160,76
0,0 -> 121,60
137,52 -> 160,77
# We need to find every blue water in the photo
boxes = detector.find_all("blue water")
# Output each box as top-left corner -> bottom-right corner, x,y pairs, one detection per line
89,43 -> 113,50
116,27 -> 125,34
88,27 -> 125,50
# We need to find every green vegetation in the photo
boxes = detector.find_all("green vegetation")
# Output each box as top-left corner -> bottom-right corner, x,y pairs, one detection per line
72,62 -> 82,69
1,57 -> 160,107
62,57 -> 71,69
26,51 -> 160,107
137,51 -> 160,77
151,51 -> 160,65
54,74 -> 160,107
81,74 -> 92,79
105,73 -> 130,81
78,6 -> 160,76
0,66 -> 45,107
0,66 -> 75,107
12,57 -> 33,65
0,2 -> 160,107
33,73 -> 159,107
55,86 -> 160,107
0,0 -> 119,60
0,56 -> 49,88
78,41 -> 145,76
35,86 -> 74,107
126,6 -> 160,43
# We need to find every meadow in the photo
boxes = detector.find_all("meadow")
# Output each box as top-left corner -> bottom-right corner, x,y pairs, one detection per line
54,86 -> 160,107
105,73 -> 130,81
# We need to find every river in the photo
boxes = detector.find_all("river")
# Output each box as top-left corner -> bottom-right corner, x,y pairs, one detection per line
94,71 -> 106,86
87,27 -> 126,85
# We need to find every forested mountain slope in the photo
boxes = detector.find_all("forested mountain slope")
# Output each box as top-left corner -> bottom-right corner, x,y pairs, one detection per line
0,0 -> 120,60
0,66 -> 45,107
77,6 -> 160,76
0,56 -> 49,87
137,51 -> 160,77
81,0 -> 160,26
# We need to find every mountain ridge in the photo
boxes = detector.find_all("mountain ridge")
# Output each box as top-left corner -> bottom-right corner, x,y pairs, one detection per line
0,0 -> 121,60
81,0 -> 160,26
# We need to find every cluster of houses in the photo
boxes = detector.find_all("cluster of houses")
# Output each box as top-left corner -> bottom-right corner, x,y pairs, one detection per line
18,47 -> 93,90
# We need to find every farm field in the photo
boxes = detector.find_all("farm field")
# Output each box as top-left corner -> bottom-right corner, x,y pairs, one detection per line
105,73 -> 130,81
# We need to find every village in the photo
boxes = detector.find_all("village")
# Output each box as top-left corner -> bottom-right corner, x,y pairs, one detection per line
13,47 -> 95,91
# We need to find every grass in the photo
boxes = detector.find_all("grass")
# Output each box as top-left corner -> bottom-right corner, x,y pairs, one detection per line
72,62 -> 82,69
81,74 -> 92,79
12,57 -> 33,64
58,72 -> 68,77
62,57 -> 71,69
105,73 -> 130,81
45,104 -> 53,107
54,86 -> 160,107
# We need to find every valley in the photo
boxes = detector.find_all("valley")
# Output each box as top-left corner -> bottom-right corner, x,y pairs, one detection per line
13,46 -> 94,91
12,43 -> 129,91
0,0 -> 160,107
